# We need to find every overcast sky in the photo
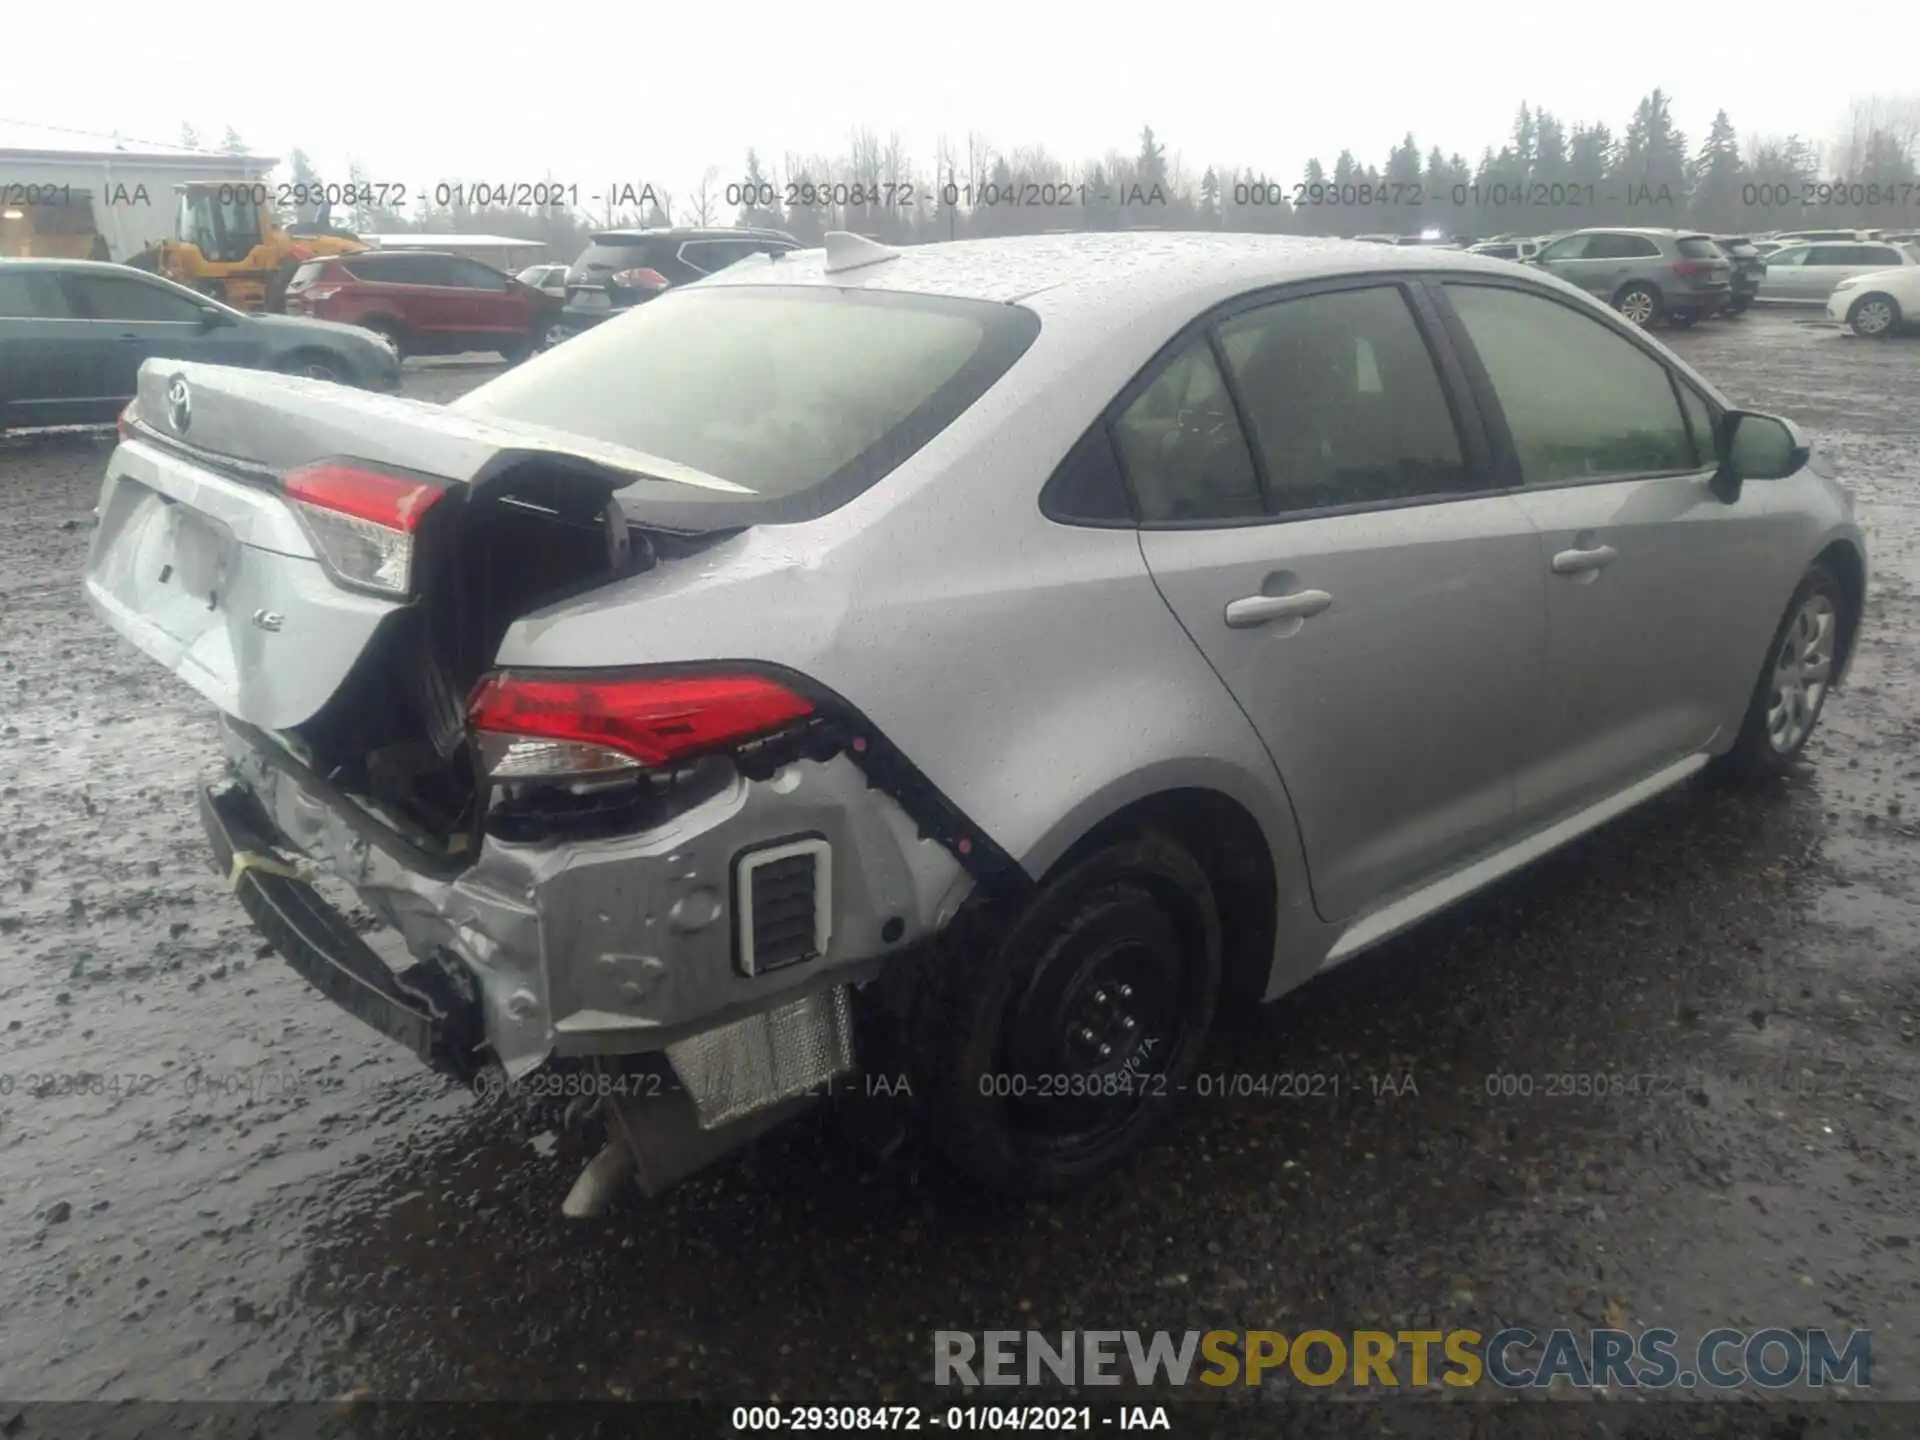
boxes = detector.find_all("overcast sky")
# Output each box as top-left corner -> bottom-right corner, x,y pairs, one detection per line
7,1 -> 1908,208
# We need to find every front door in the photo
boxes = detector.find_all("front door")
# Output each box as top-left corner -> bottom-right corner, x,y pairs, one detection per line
1130,279 -> 1547,922
1434,277 -> 1798,824
61,269 -> 248,400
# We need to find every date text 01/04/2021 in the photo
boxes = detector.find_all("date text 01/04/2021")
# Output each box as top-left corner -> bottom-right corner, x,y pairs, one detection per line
729,1405 -> 1172,1431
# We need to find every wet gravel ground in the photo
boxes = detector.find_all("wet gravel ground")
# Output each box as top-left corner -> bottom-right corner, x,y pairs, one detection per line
2,315 -> 1918,1410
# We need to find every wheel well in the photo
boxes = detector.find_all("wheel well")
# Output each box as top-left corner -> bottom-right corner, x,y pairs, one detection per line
276,347 -> 344,375
1817,540 -> 1867,681
1047,788 -> 1278,1005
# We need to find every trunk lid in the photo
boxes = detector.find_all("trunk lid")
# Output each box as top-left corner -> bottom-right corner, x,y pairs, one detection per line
86,360 -> 748,801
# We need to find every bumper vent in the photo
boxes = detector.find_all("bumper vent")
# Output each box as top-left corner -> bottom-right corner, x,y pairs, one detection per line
735,836 -> 831,976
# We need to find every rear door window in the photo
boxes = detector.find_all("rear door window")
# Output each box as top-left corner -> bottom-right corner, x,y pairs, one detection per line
66,273 -> 203,322
1112,338 -> 1262,523
1214,284 -> 1469,513
1538,234 -> 1591,261
0,270 -> 74,317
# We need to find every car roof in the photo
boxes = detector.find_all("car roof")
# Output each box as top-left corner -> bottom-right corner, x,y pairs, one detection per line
0,257 -> 163,274
1564,226 -> 1695,238
339,250 -> 468,261
587,227 -> 796,243
698,230 -> 1534,319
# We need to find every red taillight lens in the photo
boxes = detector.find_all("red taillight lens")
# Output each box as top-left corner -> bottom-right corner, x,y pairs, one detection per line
608,267 -> 670,291
468,672 -> 814,777
283,461 -> 446,596
1672,261 -> 1706,277
117,402 -> 136,441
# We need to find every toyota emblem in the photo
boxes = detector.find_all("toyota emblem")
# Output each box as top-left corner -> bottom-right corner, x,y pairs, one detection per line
166,377 -> 191,433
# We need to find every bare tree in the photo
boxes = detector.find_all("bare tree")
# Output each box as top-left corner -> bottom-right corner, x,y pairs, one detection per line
1828,94 -> 1920,176
683,166 -> 721,227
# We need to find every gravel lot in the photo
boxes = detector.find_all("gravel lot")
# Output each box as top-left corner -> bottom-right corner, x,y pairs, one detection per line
2,314 -> 1918,1409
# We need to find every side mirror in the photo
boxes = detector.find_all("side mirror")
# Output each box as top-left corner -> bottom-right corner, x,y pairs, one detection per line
197,304 -> 233,328
1711,410 -> 1810,503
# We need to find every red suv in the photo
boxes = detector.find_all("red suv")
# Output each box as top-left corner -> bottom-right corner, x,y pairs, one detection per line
283,251 -> 556,362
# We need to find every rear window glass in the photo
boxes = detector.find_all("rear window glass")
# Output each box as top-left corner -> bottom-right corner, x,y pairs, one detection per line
1716,239 -> 1758,257
1677,237 -> 1722,260
455,286 -> 1040,523
289,261 -> 329,286
575,238 -> 656,271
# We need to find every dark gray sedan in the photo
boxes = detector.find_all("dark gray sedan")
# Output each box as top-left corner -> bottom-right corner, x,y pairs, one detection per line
0,258 -> 400,432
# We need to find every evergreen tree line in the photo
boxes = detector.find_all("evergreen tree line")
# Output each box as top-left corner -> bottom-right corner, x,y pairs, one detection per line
247,90 -> 1920,257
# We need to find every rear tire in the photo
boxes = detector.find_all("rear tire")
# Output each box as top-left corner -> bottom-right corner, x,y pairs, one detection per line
364,320 -> 407,363
1615,283 -> 1663,328
1848,292 -> 1902,338
1714,562 -> 1848,781
500,336 -> 535,365
918,832 -> 1221,1196
1728,295 -> 1753,315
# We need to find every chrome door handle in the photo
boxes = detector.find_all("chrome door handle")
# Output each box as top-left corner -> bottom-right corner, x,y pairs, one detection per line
1224,589 -> 1333,629
1551,544 -> 1618,575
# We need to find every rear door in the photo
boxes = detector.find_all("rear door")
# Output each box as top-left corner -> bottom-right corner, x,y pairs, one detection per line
340,253 -> 440,341
0,268 -> 104,427
1433,277 -> 1798,825
1132,277 -> 1547,922
61,270 -> 258,401
434,257 -> 525,345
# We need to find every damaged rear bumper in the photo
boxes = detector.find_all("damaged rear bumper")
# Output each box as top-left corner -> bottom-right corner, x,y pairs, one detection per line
206,716 -> 971,1106
200,781 -> 487,1080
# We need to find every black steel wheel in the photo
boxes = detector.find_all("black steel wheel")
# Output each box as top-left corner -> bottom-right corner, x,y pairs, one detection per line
920,831 -> 1221,1195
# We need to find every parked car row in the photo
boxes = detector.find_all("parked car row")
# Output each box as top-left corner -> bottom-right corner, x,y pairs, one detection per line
1457,226 -> 1920,338
0,259 -> 400,431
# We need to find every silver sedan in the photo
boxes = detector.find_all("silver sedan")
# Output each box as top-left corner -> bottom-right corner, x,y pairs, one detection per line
1756,240 -> 1920,303
87,232 -> 1866,1210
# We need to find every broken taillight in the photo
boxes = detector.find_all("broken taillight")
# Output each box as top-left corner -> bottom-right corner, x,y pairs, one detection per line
117,402 -> 136,441
283,460 -> 446,598
467,672 -> 815,780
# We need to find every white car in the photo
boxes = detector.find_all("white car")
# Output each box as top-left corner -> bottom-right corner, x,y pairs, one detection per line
1825,265 -> 1920,337
1755,240 -> 1920,305
515,262 -> 569,299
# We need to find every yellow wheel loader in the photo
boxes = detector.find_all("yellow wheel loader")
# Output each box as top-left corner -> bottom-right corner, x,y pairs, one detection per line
125,182 -> 367,312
